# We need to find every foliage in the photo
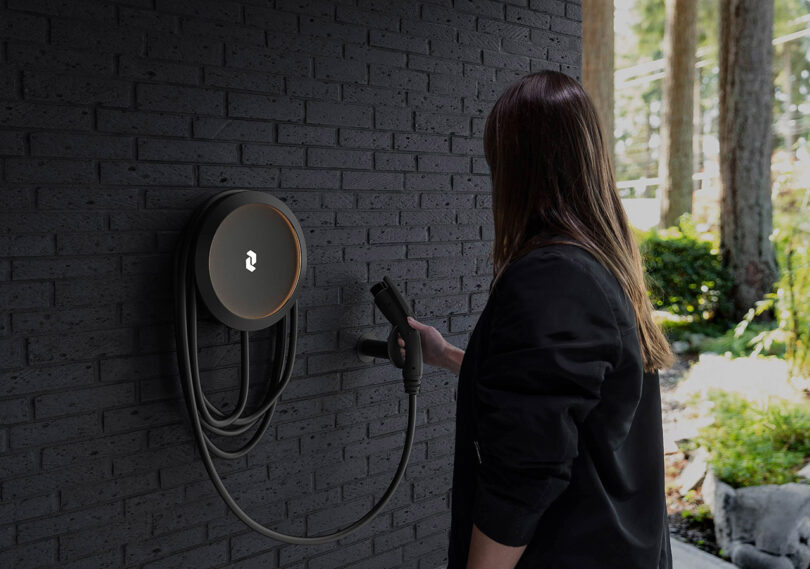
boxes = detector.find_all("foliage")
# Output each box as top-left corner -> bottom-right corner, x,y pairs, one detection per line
636,214 -> 734,334
680,503 -> 713,524
736,183 -> 810,379
699,320 -> 786,358
696,390 -> 810,488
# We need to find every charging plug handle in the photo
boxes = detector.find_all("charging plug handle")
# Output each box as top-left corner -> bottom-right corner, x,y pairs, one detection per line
371,276 -> 423,395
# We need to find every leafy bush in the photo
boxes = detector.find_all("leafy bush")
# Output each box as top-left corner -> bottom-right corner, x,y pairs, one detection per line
635,214 -> 735,334
699,320 -> 786,358
696,389 -> 810,488
748,191 -> 810,378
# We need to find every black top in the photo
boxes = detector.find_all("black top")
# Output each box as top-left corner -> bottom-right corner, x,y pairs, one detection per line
446,241 -> 672,569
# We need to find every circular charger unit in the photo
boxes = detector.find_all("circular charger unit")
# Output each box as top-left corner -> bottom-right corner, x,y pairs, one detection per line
193,191 -> 306,331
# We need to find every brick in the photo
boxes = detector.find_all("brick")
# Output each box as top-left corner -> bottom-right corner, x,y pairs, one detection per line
22,70 -> 130,107
147,33 -> 224,65
0,102 -> 93,130
430,38 -> 481,63
203,66 -> 284,93
42,431 -> 144,470
12,256 -> 118,280
51,17 -> 145,55
119,54 -> 200,83
10,412 -> 99,449
0,540 -> 56,569
280,168 -> 339,189
183,18 -> 265,45
278,124 -> 336,146
193,119 -> 274,143
37,187 -> 139,210
300,15 -> 366,44
156,0 -> 241,22
340,128 -> 391,149
0,9 -> 48,41
28,328 -> 137,364
370,64 -> 427,91
8,0 -> 116,22
307,101 -> 372,128
138,138 -> 238,163
226,44 -> 311,76
457,30 -> 499,53
143,540 -> 227,569
550,14 -> 581,35
119,6 -> 178,32
137,84 -> 224,114
478,18 -> 531,41
30,132 -> 132,159
506,5 -> 552,28
343,171 -> 403,191
531,0 -> 566,15
345,45 -> 406,68
59,517 -> 151,561
417,154 -> 470,173
0,282 -> 50,310
314,55 -> 368,83
124,527 -> 206,565
6,41 -> 113,74
97,108 -> 189,137
35,383 -> 135,419
370,29 -> 429,54
6,158 -> 96,184
228,93 -> 304,121
242,144 -> 303,166
337,5 -> 399,31
101,161 -> 194,186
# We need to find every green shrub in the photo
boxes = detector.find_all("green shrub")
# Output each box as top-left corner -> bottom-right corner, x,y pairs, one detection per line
727,186 -> 810,377
696,390 -> 810,488
637,214 -> 734,334
699,320 -> 786,358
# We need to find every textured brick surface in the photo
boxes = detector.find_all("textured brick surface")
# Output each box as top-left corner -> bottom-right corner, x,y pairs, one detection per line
0,1 -> 580,567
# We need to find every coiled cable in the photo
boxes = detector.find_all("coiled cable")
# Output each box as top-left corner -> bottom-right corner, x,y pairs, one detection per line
173,191 -> 418,544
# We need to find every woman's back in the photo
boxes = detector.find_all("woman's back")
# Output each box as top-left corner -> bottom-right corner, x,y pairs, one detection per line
446,242 -> 672,569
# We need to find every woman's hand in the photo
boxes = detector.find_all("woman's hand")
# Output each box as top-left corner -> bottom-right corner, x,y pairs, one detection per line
397,316 -> 451,369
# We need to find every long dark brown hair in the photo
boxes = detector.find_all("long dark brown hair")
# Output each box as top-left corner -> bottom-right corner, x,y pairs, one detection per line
483,70 -> 674,372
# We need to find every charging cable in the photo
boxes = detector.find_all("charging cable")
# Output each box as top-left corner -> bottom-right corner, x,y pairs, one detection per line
173,191 -> 419,544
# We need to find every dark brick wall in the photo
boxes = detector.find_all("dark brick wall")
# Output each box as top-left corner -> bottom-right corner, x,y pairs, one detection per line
0,0 -> 581,567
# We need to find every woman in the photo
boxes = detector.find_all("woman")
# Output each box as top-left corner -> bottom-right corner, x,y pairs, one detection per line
399,70 -> 675,569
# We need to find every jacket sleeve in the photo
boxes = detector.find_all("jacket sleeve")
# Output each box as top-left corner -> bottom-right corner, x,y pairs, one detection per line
471,251 -> 623,546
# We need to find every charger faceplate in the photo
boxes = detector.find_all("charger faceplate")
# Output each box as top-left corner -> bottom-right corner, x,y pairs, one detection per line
193,191 -> 307,331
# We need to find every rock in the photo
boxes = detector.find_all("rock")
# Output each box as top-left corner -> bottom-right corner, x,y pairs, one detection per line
705,470 -> 810,569
677,446 -> 708,495
672,340 -> 691,354
686,332 -> 707,349
798,462 -> 810,480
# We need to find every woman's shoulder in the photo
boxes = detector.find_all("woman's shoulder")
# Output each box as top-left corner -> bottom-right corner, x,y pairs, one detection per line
501,243 -> 631,329
505,242 -> 609,287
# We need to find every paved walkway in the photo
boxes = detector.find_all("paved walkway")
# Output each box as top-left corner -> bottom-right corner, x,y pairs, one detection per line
672,537 -> 736,568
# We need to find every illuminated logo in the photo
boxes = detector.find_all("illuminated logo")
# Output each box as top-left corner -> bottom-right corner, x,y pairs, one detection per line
245,250 -> 256,272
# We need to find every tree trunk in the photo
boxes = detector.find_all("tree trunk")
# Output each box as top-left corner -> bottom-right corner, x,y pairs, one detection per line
658,0 -> 698,228
582,0 -> 615,171
693,65 -> 702,194
782,45 -> 793,157
718,0 -> 779,322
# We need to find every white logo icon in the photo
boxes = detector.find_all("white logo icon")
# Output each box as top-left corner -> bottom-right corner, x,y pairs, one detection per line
245,250 -> 256,272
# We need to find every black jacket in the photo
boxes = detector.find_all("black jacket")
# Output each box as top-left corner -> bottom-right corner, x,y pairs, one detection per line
446,241 -> 672,569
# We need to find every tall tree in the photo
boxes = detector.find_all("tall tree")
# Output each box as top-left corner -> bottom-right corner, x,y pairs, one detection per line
718,0 -> 779,321
658,0 -> 699,228
583,0 -> 615,170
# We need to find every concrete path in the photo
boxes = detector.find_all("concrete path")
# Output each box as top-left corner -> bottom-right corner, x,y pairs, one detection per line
672,537 -> 737,568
